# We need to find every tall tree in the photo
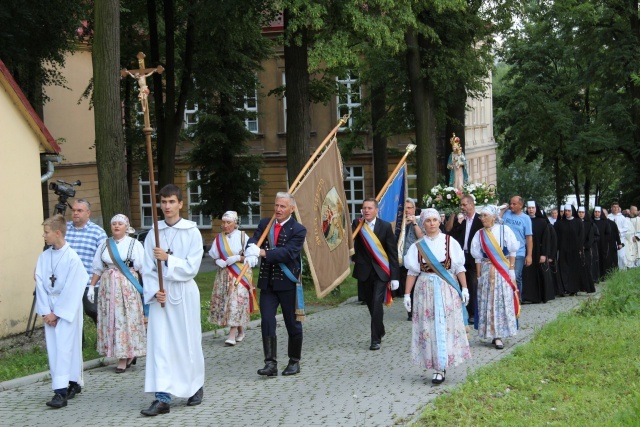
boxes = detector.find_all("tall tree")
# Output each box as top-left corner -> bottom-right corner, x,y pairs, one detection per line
495,0 -> 633,208
185,0 -> 271,218
93,0 -> 130,226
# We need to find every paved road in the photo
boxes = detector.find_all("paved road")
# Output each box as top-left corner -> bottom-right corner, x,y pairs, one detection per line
0,291 -> 590,427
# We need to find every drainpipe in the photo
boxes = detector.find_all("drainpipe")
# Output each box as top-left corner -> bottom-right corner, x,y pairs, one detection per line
41,155 -> 62,183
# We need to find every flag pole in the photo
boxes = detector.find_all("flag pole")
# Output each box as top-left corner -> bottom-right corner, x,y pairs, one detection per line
352,144 -> 416,240
232,115 -> 350,286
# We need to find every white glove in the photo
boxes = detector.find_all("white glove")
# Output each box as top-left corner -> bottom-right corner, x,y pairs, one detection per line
403,294 -> 412,312
244,255 -> 258,268
244,244 -> 260,257
390,280 -> 399,291
461,288 -> 469,306
226,255 -> 242,266
509,269 -> 516,282
215,259 -> 227,269
87,286 -> 96,304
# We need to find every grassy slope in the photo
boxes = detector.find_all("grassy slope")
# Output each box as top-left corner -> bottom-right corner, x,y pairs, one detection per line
414,268 -> 640,426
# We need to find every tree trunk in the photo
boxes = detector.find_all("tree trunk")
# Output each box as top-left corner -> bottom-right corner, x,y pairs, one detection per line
146,0 -> 195,189
405,30 -> 438,204
92,0 -> 130,229
572,170 -> 580,207
371,83 -> 388,195
283,9 -> 311,184
554,154 -> 562,209
583,175 -> 591,211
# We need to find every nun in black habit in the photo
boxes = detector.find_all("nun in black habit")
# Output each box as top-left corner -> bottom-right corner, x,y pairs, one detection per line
554,204 -> 584,295
521,201 -> 555,303
577,206 -> 598,293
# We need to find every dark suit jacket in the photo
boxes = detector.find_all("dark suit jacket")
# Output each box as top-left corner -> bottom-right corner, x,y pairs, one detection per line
450,213 -> 483,253
351,218 -> 399,282
249,217 -> 307,291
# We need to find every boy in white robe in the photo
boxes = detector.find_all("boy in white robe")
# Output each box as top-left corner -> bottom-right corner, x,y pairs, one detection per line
141,184 -> 204,416
35,214 -> 89,408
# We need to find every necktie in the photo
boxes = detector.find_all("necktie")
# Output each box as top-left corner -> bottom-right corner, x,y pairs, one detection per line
274,222 -> 282,243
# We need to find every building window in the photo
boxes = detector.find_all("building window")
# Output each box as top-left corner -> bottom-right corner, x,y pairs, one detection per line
139,172 -> 158,229
187,171 -> 212,228
336,72 -> 361,128
184,101 -> 198,129
344,166 -> 365,222
407,163 -> 417,202
240,175 -> 261,227
239,89 -> 258,133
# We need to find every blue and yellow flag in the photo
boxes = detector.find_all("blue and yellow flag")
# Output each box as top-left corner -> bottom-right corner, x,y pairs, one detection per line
377,163 -> 407,263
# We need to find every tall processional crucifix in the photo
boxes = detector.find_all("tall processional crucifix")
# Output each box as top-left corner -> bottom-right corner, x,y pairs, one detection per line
121,52 -> 166,307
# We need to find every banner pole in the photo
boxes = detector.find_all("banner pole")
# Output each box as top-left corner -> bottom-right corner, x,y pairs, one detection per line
232,115 -> 350,285
352,144 -> 416,240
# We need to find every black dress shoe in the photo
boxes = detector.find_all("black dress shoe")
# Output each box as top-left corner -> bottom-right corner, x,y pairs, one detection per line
46,393 -> 67,408
67,383 -> 81,399
257,361 -> 278,376
282,360 -> 300,376
369,342 -> 381,351
141,400 -> 170,416
187,387 -> 203,406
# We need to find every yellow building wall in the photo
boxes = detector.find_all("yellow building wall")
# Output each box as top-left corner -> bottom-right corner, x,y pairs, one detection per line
43,46 -> 95,165
0,85 -> 49,337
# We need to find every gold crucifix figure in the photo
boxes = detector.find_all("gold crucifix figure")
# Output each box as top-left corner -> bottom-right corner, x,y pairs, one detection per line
121,52 -> 164,119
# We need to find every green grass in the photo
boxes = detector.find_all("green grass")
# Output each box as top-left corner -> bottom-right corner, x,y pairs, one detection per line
412,267 -> 640,426
0,268 -> 357,382
0,315 -> 101,382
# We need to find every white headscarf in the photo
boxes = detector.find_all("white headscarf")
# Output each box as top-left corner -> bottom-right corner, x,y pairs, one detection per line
578,206 -> 585,212
111,214 -> 135,235
419,208 -> 440,225
527,201 -> 536,208
222,211 -> 239,223
480,205 -> 502,224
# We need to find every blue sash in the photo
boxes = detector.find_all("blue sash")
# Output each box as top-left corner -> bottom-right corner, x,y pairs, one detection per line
107,238 -> 148,316
415,239 -> 469,326
267,221 -> 305,319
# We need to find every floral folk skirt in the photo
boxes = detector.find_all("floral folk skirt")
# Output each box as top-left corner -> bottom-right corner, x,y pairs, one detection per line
208,267 -> 250,327
411,273 -> 471,371
96,268 -> 147,359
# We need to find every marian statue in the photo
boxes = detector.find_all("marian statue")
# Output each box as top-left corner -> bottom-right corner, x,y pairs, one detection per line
447,133 -> 468,191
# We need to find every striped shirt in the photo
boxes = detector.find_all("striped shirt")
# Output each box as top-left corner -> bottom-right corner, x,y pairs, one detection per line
66,220 -> 107,286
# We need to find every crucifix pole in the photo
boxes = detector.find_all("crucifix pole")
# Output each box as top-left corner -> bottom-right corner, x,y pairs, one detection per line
121,52 -> 166,307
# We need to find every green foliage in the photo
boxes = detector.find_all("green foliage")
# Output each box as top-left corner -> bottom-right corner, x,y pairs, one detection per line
496,0 -> 640,206
497,154 -> 560,208
0,0 -> 90,105
187,110 -> 264,219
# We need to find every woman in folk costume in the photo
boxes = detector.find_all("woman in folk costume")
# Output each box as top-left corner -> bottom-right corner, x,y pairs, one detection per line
470,205 -> 520,350
208,211 -> 260,346
89,214 -> 146,373
403,208 -> 471,385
